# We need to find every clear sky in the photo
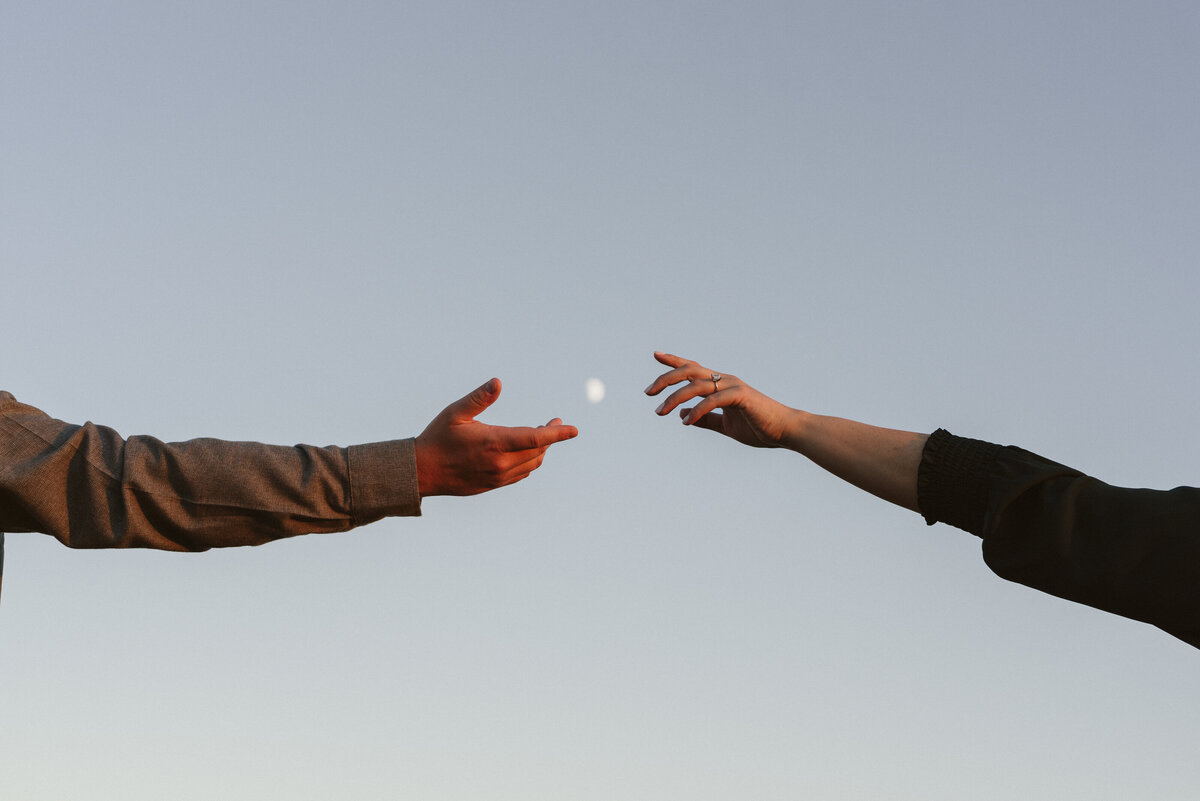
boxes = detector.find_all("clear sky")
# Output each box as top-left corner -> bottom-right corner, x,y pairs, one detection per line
4,1 -> 1199,798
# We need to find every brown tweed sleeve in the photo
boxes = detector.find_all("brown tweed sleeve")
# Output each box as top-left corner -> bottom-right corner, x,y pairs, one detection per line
0,391 -> 420,552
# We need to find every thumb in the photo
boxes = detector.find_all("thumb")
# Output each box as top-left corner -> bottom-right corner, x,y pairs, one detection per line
446,378 -> 501,421
684,407 -> 725,434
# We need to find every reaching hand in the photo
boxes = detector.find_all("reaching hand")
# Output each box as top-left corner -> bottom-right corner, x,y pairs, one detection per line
415,378 -> 578,497
644,351 -> 801,449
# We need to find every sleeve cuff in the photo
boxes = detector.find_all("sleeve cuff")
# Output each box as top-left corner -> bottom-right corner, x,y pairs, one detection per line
347,438 -> 422,524
917,428 -> 1002,535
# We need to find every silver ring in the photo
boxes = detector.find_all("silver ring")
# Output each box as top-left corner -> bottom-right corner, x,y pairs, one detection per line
711,373 -> 722,390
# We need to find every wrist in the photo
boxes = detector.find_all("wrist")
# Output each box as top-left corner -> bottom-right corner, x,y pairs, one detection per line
413,436 -> 440,497
780,408 -> 813,452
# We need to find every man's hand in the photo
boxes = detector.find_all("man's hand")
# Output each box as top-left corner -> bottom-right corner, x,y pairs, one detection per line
414,378 -> 578,497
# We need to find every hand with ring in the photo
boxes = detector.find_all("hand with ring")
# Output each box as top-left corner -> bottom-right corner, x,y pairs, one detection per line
643,351 -> 802,449
644,350 -> 927,510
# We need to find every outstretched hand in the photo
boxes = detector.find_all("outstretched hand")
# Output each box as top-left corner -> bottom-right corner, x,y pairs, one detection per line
644,351 -> 801,449
415,378 -> 578,497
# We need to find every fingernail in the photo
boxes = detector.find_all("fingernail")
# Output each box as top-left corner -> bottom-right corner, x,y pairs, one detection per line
655,401 -> 665,414
682,410 -> 692,424
644,384 -> 654,394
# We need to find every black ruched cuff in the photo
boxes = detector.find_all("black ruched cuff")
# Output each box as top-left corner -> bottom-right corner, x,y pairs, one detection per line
917,429 -> 1003,536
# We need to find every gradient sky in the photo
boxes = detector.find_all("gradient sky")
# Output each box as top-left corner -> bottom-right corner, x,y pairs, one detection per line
4,2 -> 1199,799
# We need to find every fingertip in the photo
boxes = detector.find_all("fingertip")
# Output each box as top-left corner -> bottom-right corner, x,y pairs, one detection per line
472,377 -> 500,399
540,423 -> 579,445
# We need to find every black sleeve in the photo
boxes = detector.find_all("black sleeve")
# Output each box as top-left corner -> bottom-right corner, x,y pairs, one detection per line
918,429 -> 1200,649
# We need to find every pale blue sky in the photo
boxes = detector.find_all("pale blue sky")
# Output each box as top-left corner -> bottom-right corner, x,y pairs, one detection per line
4,2 -> 1199,799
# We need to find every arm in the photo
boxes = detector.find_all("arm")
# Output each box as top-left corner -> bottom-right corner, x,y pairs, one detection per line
0,380 -> 576,551
781,413 -> 926,513
0,390 -> 419,551
644,351 -> 926,511
646,352 -> 1200,647
921,430 -> 1200,647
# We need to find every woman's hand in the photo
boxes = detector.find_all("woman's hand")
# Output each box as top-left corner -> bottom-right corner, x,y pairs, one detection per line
645,351 -> 926,510
644,351 -> 803,449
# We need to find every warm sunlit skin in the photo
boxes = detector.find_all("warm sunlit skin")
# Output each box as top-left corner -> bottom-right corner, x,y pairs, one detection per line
415,378 -> 578,497
645,351 -> 928,513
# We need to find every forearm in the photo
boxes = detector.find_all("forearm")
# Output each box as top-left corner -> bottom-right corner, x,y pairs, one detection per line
787,412 -> 928,513
920,430 -> 1200,645
0,392 -> 420,550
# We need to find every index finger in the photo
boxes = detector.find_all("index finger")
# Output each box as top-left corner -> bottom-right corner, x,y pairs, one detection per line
645,351 -> 705,396
493,423 -> 578,452
653,351 -> 689,368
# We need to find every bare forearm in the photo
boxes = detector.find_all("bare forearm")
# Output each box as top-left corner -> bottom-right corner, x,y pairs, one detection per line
787,412 -> 928,513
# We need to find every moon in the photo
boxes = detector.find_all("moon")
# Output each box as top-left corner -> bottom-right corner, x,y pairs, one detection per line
585,377 -> 606,403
